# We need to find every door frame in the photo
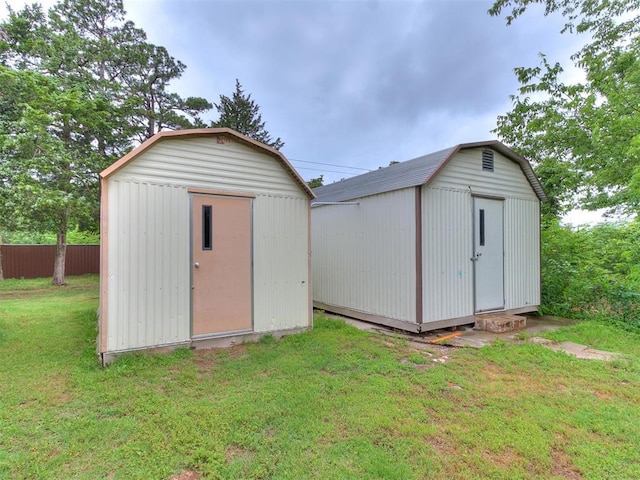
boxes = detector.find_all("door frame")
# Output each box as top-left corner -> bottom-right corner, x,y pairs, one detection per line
188,188 -> 255,338
471,194 -> 505,313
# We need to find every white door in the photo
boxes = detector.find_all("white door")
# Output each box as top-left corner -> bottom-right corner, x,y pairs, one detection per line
473,197 -> 504,312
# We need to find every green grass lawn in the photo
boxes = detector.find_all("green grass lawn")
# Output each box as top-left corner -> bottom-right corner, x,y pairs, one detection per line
1,275 -> 640,479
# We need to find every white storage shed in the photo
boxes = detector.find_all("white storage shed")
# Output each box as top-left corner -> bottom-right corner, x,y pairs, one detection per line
312,141 -> 547,332
98,128 -> 314,364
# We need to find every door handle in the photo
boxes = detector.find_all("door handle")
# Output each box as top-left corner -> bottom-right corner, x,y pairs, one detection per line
194,262 -> 200,268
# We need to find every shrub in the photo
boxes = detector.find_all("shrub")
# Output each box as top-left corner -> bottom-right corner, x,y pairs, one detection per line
541,217 -> 640,331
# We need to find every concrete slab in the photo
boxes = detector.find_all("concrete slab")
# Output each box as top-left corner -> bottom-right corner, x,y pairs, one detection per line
329,313 -> 619,361
537,340 -> 621,361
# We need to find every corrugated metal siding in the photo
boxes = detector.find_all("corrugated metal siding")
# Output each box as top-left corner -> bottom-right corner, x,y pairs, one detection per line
504,199 -> 541,309
253,195 -> 310,332
312,147 -> 541,328
423,148 -> 541,318
1,245 -> 99,279
312,188 -> 416,323
111,136 -> 305,199
103,137 -> 311,354
430,149 -> 539,200
106,181 -> 190,352
422,187 -> 474,323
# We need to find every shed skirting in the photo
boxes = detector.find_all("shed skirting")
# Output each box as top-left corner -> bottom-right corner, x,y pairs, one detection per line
503,305 -> 539,316
314,301 -> 539,333
314,301 -> 422,332
99,326 -> 310,366
100,341 -> 191,366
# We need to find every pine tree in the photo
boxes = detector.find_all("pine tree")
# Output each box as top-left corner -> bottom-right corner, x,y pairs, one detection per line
212,79 -> 284,150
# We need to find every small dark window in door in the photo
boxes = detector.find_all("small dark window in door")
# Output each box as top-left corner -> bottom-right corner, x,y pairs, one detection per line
479,209 -> 485,246
202,205 -> 212,250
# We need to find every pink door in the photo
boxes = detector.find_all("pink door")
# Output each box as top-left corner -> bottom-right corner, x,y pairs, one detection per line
191,194 -> 252,336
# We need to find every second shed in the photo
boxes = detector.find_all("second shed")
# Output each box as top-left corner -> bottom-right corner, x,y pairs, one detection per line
312,141 -> 547,332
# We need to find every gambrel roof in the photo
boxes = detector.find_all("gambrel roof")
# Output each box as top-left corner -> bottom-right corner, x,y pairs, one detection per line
313,140 -> 547,203
101,128 -> 315,199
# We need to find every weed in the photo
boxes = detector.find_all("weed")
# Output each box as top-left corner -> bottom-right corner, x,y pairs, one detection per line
514,331 -> 530,341
408,353 -> 427,364
257,333 -> 275,345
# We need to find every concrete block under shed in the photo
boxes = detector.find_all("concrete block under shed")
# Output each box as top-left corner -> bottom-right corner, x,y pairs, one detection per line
475,314 -> 527,333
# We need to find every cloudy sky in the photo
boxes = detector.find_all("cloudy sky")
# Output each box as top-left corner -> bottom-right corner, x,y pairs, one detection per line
123,0 -> 582,184
2,0 -> 582,184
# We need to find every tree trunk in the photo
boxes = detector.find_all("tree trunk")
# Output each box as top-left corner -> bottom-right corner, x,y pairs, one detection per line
52,230 -> 67,286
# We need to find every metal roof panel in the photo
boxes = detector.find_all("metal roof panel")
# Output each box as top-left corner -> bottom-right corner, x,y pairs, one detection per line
313,147 -> 456,203
313,141 -> 547,203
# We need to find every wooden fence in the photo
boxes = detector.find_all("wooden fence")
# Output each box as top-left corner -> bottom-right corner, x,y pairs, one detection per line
1,245 -> 99,279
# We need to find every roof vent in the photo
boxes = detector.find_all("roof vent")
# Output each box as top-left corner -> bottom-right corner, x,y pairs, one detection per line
482,149 -> 494,172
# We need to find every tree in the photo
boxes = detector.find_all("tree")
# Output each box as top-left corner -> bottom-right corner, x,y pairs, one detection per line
212,79 -> 284,150
490,0 -> 640,217
0,66 -> 101,284
0,0 -> 212,285
307,175 -> 324,189
123,43 -> 212,142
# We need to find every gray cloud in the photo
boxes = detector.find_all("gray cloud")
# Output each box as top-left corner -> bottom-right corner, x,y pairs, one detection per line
126,0 -> 579,180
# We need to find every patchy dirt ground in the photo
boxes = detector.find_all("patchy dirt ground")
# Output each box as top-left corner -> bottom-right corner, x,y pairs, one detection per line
168,470 -> 201,480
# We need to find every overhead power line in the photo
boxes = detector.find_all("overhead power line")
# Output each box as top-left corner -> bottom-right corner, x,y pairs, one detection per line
288,157 -> 371,172
294,166 -> 359,176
